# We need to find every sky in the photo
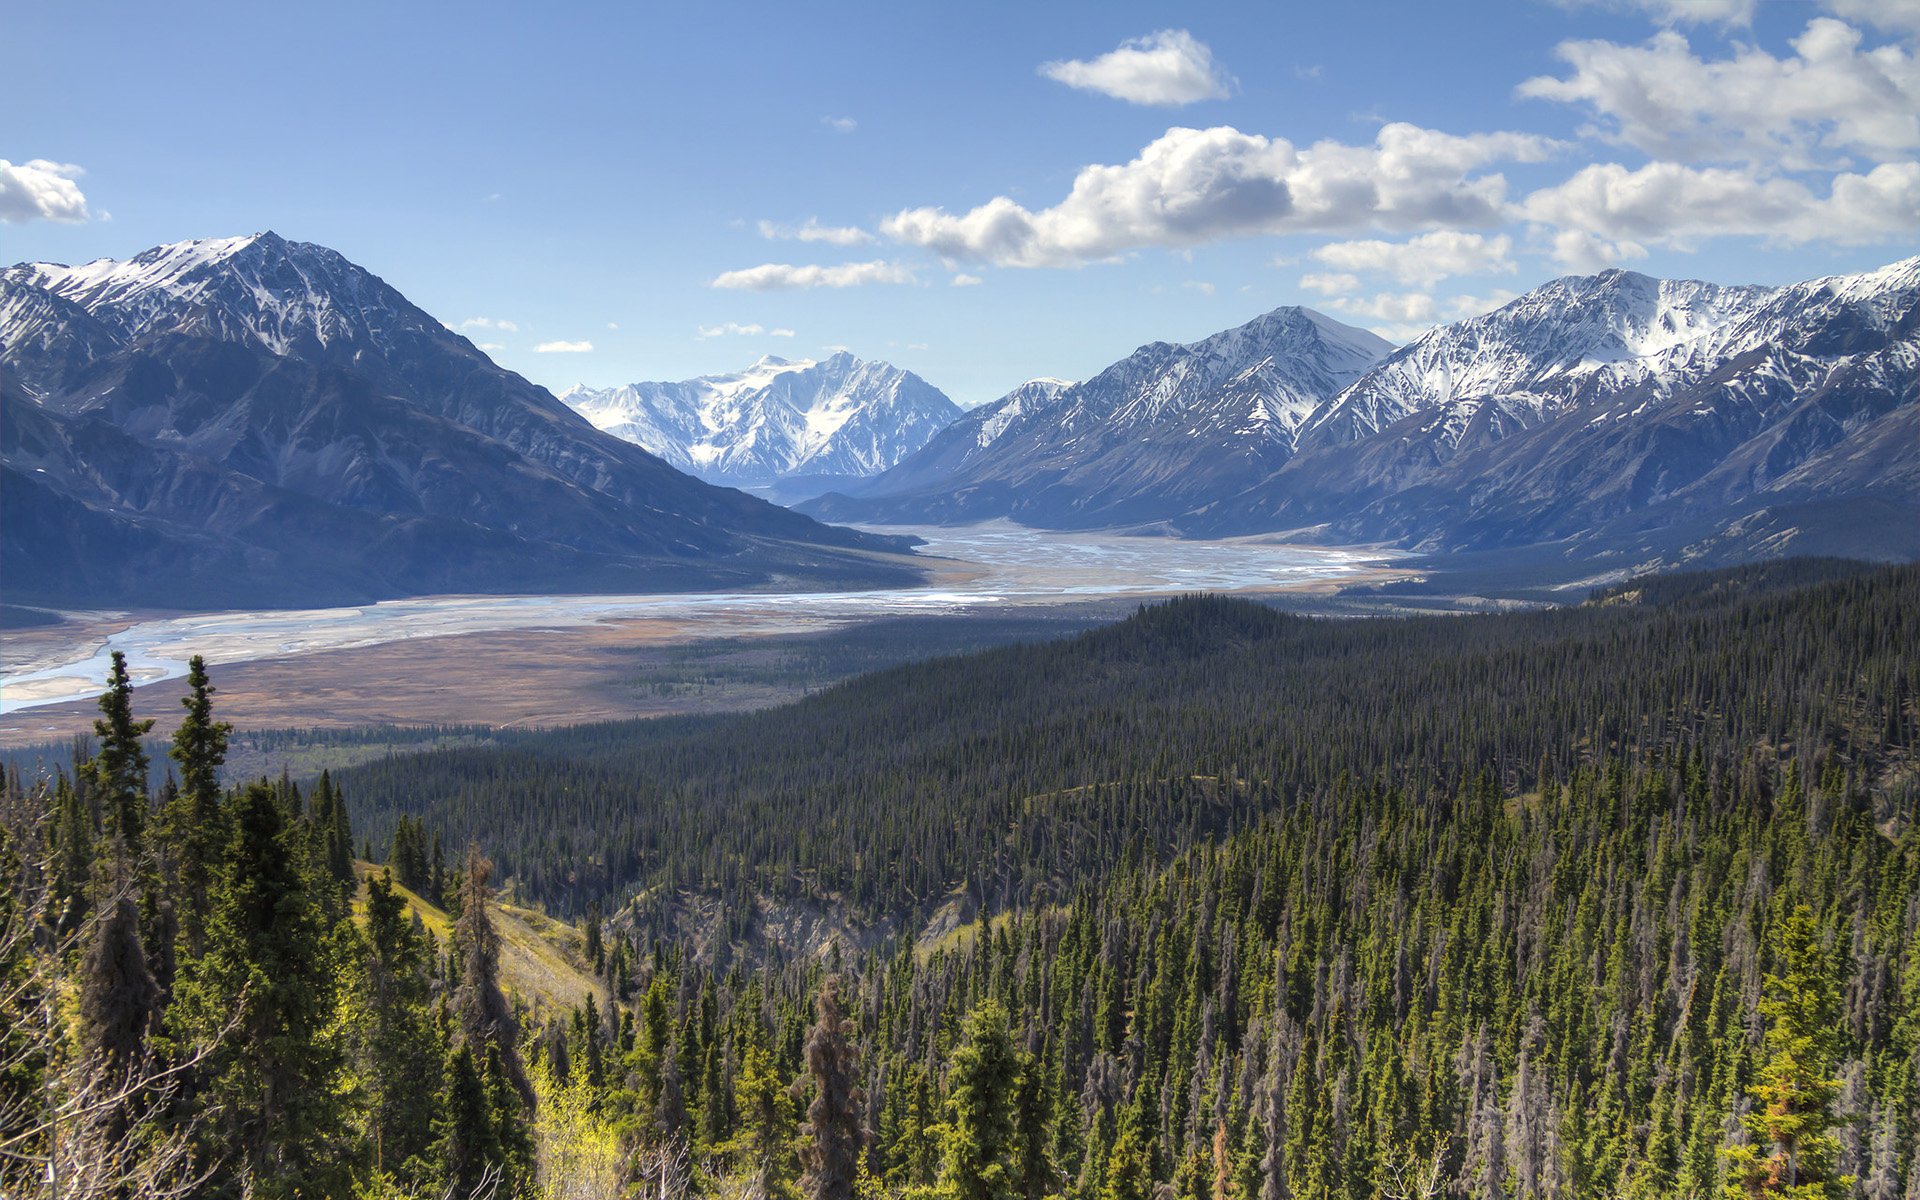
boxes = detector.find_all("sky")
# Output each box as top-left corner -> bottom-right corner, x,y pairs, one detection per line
4,0 -> 1917,407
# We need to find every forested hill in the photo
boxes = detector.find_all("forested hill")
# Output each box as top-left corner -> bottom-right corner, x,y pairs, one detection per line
335,559 -> 1919,930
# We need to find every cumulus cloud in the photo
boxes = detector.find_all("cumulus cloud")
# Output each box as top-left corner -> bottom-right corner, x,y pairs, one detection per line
1310,231 -> 1516,288
0,159 -> 89,224
1521,159 -> 1920,246
710,260 -> 917,290
534,340 -> 594,353
1040,29 -> 1234,106
757,218 -> 873,246
881,123 -> 1556,268
1825,0 -> 1920,38
1519,20 -> 1920,168
1548,229 -> 1652,272
950,273 -> 984,287
696,322 -> 796,339
822,116 -> 858,133
458,316 -> 519,332
1328,291 -> 1439,323
1299,272 -> 1362,296
1445,289 -> 1522,319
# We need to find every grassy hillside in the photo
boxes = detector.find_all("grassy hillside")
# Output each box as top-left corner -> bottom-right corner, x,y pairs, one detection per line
350,862 -> 603,1017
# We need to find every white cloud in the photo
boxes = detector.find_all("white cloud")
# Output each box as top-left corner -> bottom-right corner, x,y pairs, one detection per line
458,316 -> 519,333
882,123 -> 1557,268
1825,0 -> 1920,38
822,116 -> 858,133
1299,272 -> 1362,296
1444,289 -> 1522,320
476,342 -> 505,352
1520,21 -> 1920,169
710,260 -> 918,291
534,340 -> 594,353
950,273 -> 984,287
1040,29 -> 1234,106
607,322 -> 620,330
696,322 -> 798,339
1183,280 -> 1216,296
1310,231 -> 1516,287
1547,229 -> 1652,272
1521,159 -> 1920,246
0,159 -> 89,224
757,218 -> 873,246
1328,291 -> 1439,323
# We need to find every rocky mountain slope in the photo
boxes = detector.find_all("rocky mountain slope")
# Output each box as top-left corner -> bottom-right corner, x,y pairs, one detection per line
805,308 -> 1391,527
809,257 -> 1920,567
0,233 -> 915,610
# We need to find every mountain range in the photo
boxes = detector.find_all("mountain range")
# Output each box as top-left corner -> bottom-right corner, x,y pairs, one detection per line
0,233 -> 916,610
808,256 -> 1920,568
558,354 -> 959,502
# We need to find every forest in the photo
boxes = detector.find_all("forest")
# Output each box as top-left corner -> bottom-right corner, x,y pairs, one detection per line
0,558 -> 1914,1198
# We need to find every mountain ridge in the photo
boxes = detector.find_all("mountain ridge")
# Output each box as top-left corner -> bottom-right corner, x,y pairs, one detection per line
559,351 -> 960,493
0,232 -> 919,610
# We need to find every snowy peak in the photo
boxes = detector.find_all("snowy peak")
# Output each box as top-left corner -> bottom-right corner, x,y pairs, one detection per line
563,353 -> 962,487
3,231 -> 449,360
1302,268 -> 1781,448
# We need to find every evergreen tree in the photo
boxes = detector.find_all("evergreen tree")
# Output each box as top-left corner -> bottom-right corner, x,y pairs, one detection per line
800,975 -> 863,1200
1724,904 -> 1852,1200
162,654 -> 230,957
85,651 -> 153,852
450,843 -> 532,1111
937,1000 -> 1022,1200
344,870 -> 444,1185
175,782 -> 347,1200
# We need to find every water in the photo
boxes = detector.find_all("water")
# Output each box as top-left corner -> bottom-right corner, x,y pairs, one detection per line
0,523 -> 1394,714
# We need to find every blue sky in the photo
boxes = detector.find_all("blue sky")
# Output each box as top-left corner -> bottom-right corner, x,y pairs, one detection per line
5,0 -> 1916,406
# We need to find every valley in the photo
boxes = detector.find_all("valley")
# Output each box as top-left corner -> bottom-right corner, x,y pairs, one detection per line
0,523 -> 1407,742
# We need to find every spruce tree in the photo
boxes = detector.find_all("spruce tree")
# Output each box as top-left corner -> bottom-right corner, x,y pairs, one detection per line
937,999 -> 1021,1200
451,844 -> 531,1105
162,654 -> 229,957
345,870 -> 444,1185
1723,904 -> 1851,1199
175,782 -> 346,1200
800,975 -> 862,1200
85,651 -> 153,852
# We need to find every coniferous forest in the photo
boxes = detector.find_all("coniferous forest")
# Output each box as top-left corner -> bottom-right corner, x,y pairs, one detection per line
2,560 -> 1917,1199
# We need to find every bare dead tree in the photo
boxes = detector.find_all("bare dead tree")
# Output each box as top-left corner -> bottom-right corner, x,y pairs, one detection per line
1379,1138 -> 1449,1200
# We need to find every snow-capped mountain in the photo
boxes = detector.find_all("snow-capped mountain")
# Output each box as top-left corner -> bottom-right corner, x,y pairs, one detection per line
1190,256 -> 1920,561
559,353 -> 960,491
808,256 -> 1918,566
806,307 -> 1391,527
0,233 -> 914,610
820,377 -> 1074,503
1298,270 -> 1777,450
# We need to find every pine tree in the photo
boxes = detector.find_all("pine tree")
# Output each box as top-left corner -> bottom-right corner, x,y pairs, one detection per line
77,891 -> 160,1075
162,654 -> 230,957
85,651 -> 153,852
800,975 -> 863,1200
937,999 -> 1022,1200
732,1034 -> 798,1197
345,870 -> 444,1185
175,782 -> 347,1200
450,843 -> 533,1111
1723,903 -> 1851,1200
